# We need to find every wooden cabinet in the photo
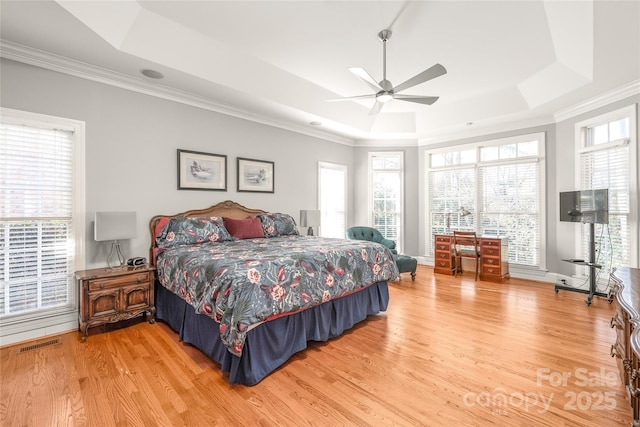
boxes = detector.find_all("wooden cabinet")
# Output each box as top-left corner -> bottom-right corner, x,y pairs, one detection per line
433,234 -> 509,282
434,234 -> 455,275
610,267 -> 640,425
77,265 -> 156,341
479,237 -> 509,282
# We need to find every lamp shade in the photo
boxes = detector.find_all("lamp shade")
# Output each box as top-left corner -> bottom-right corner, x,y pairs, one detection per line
299,210 -> 320,227
94,211 -> 137,241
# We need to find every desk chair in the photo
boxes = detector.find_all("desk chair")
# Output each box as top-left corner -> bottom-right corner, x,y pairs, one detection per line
453,231 -> 481,280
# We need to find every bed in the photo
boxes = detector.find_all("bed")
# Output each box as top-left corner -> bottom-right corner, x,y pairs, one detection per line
148,200 -> 399,385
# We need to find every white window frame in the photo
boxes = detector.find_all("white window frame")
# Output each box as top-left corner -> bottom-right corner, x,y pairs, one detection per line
574,104 -> 638,269
0,108 -> 85,345
318,161 -> 347,239
368,151 -> 404,253
425,132 -> 547,271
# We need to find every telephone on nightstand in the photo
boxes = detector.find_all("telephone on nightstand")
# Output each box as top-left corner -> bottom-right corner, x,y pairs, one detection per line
127,257 -> 147,267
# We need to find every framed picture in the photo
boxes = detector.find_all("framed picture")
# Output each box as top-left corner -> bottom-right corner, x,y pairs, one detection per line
177,149 -> 227,191
237,157 -> 274,193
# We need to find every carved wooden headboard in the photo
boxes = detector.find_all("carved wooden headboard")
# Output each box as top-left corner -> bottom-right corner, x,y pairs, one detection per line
148,200 -> 266,267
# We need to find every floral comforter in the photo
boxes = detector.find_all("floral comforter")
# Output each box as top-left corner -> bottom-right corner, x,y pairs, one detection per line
156,235 -> 399,356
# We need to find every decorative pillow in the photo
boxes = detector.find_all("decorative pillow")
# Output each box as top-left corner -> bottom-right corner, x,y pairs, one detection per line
154,217 -> 171,237
223,217 -> 265,239
156,216 -> 235,249
256,212 -> 300,237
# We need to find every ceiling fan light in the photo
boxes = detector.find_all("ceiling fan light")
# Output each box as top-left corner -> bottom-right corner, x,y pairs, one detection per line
377,93 -> 393,103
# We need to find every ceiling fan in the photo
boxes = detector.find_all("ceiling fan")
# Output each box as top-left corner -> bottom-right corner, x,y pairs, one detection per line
327,29 -> 447,115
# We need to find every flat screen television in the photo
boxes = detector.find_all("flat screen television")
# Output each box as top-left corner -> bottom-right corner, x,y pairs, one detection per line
559,189 -> 609,224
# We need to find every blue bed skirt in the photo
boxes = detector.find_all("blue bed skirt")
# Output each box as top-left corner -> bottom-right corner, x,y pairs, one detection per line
155,280 -> 390,385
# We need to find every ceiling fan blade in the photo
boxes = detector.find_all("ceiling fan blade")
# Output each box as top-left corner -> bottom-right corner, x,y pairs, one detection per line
326,94 -> 376,102
394,94 -> 440,105
349,67 -> 383,92
393,63 -> 447,94
369,101 -> 384,116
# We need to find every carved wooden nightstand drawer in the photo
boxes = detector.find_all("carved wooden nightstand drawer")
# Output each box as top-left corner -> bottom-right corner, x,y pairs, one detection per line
87,272 -> 151,292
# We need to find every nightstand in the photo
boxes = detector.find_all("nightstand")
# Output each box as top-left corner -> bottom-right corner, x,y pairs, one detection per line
76,265 -> 156,341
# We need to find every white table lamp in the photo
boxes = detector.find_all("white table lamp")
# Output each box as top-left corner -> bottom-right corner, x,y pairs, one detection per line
94,211 -> 137,268
299,210 -> 321,236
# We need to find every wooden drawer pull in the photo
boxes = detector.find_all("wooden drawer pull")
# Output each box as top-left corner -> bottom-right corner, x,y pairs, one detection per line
610,344 -> 619,358
627,385 -> 640,399
610,316 -> 623,330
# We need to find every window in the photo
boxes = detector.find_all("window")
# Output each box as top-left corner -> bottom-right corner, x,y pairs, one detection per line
0,108 -> 84,330
426,133 -> 546,269
369,152 -> 404,252
428,149 -> 476,235
318,162 -> 347,238
576,105 -> 638,278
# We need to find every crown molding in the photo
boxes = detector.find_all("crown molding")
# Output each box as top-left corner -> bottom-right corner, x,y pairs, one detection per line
353,138 -> 420,148
0,40 -> 355,147
4,40 -> 637,149
554,80 -> 640,123
421,81 -> 640,147
418,114 -> 554,146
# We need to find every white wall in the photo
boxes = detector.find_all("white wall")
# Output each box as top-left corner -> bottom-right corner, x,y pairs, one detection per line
0,58 -> 355,270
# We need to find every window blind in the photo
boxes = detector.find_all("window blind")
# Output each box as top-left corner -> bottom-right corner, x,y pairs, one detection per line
479,161 -> 540,266
428,167 -> 476,251
370,152 -> 404,251
372,171 -> 401,242
426,133 -> 544,268
580,143 -> 630,274
0,123 -> 74,316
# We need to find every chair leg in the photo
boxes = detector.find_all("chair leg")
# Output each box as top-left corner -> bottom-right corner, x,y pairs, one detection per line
411,271 -> 416,281
475,259 -> 479,281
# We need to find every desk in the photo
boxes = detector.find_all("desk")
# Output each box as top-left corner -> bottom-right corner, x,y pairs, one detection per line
434,234 -> 509,282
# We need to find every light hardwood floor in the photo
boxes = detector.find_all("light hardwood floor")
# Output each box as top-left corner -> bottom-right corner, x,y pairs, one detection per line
0,266 -> 632,426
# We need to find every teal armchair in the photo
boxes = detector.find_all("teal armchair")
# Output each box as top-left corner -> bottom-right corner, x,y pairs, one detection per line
345,226 -> 397,256
345,226 -> 416,281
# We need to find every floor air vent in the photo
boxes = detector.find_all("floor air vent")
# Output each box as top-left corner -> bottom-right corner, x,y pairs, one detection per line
19,338 -> 61,353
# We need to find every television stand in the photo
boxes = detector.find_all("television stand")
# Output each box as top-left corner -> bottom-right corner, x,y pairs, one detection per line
554,222 -> 608,306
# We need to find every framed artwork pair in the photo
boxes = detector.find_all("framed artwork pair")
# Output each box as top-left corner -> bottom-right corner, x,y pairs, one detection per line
177,149 -> 274,193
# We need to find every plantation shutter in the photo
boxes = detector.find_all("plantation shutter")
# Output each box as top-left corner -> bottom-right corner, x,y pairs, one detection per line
0,122 -> 75,316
